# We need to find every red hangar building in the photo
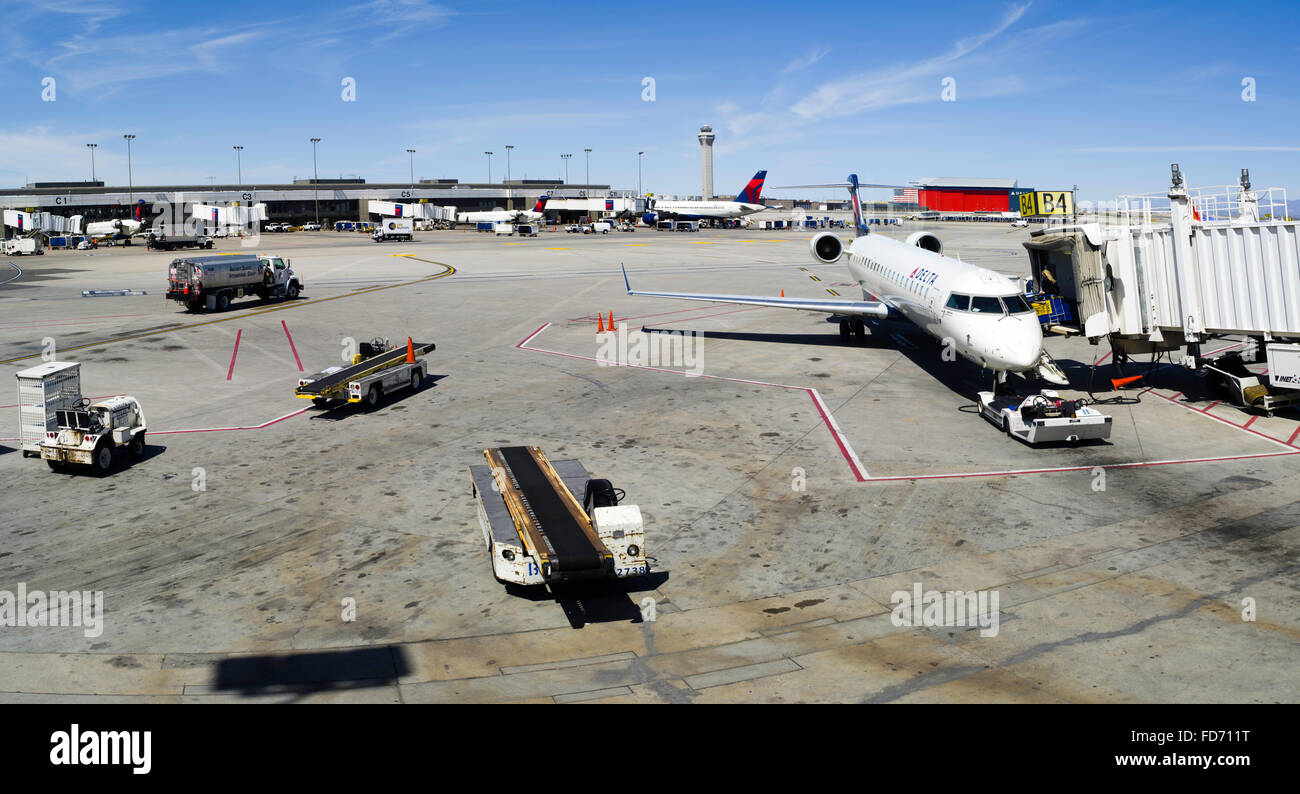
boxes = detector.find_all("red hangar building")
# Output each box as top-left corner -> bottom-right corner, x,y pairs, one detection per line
909,177 -> 1023,214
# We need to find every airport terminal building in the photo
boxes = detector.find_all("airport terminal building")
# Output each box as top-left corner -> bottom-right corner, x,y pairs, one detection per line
0,178 -> 636,233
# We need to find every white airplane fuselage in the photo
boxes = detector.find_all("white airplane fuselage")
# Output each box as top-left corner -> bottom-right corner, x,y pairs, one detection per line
648,200 -> 765,221
85,219 -> 145,239
839,233 -> 1043,372
458,209 -> 543,225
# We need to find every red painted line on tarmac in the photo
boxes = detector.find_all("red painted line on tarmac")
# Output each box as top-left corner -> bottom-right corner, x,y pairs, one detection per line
517,323 -> 869,480
1143,388 -> 1296,448
226,329 -> 242,381
1243,415 -> 1258,428
150,407 -> 312,436
1288,425 -> 1300,445
282,320 -> 304,371
2,406 -> 313,441
516,325 -> 1297,484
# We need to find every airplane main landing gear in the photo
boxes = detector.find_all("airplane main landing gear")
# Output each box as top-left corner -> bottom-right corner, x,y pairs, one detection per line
838,318 -> 867,345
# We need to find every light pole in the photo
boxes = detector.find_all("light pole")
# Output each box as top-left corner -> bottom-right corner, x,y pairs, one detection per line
123,134 -> 135,207
233,145 -> 243,185
561,153 -> 571,185
484,151 -> 493,183
86,143 -> 97,182
637,151 -> 644,198
584,148 -> 592,187
406,148 -> 416,189
310,138 -> 321,225
505,145 -> 514,210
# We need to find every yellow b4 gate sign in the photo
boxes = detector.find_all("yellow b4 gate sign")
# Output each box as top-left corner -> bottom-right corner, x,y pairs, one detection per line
1018,191 -> 1074,216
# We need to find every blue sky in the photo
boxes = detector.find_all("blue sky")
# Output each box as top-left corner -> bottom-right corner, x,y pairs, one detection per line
3,0 -> 1297,201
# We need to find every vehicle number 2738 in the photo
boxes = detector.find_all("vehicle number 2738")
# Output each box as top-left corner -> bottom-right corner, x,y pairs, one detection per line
617,565 -> 647,576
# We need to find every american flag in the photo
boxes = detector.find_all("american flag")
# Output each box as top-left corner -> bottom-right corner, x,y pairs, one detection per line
892,188 -> 918,204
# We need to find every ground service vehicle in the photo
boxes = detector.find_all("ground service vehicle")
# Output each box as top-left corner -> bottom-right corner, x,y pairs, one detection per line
470,446 -> 648,586
15,361 -> 81,457
373,217 -> 413,242
978,389 -> 1112,444
41,395 -> 147,474
147,231 -> 213,251
3,238 -> 42,255
296,337 -> 434,410
166,254 -> 302,311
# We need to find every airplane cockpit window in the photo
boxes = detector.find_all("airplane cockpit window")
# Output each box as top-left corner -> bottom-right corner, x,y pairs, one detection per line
970,296 -> 1004,314
945,293 -> 969,311
1000,294 -> 1034,314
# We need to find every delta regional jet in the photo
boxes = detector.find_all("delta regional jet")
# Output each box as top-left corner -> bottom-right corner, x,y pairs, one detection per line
642,170 -> 769,225
624,174 -> 1064,385
458,195 -> 551,226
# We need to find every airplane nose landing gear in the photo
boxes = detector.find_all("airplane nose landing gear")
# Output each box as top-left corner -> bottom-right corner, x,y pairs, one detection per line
838,318 -> 867,345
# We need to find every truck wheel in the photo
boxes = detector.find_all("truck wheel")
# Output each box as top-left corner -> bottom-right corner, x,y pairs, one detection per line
92,443 -> 114,475
410,369 -> 421,392
312,398 -> 329,407
129,432 -> 146,459
47,460 -> 62,471
364,385 -> 382,410
286,283 -> 299,300
215,292 -> 230,312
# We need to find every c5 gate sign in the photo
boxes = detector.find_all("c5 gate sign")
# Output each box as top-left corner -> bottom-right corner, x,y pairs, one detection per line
1018,190 -> 1074,216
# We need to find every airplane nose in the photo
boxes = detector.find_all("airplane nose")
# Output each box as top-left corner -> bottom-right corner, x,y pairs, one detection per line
998,320 -> 1043,370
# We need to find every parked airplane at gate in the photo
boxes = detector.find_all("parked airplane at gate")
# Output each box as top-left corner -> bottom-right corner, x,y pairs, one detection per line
624,174 -> 1065,385
458,195 -> 550,226
642,170 -> 769,225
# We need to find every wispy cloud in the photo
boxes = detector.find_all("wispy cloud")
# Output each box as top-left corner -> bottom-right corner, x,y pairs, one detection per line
789,3 -> 1030,121
9,2 -> 456,95
782,47 -> 830,74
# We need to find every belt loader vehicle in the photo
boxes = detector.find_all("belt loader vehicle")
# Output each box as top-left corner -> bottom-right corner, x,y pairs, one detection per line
166,253 -> 302,312
295,337 -> 434,410
470,446 -> 648,586
40,395 -> 147,474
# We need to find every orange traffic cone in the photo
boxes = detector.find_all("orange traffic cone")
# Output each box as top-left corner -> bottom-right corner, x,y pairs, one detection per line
597,313 -> 605,333
781,289 -> 785,297
1111,375 -> 1142,389
608,310 -> 614,329
405,337 -> 416,364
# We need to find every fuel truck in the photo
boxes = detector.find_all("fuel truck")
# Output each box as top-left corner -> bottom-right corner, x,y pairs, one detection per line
166,253 -> 303,312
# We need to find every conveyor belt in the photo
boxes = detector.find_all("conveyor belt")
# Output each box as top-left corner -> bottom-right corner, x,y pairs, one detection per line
498,446 -> 603,573
295,342 -> 434,395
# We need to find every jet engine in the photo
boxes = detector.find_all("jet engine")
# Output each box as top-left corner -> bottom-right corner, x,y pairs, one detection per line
906,231 -> 942,254
809,231 -> 843,264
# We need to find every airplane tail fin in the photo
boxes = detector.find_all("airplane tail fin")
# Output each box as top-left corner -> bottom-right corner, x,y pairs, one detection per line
533,195 -> 550,213
847,174 -> 867,236
735,170 -> 766,204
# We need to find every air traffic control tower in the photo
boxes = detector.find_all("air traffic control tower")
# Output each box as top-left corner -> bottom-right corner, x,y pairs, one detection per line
698,125 -> 715,199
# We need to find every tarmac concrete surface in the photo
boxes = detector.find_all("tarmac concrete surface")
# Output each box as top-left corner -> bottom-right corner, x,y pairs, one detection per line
0,223 -> 1296,703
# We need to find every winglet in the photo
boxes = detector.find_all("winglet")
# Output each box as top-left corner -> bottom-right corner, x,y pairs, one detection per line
621,262 -> 632,294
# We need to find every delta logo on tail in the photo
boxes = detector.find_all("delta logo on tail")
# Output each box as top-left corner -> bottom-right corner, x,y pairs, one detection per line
533,195 -> 550,213
736,170 -> 767,205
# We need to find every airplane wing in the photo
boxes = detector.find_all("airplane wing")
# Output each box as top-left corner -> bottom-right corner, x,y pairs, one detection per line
622,264 -> 888,318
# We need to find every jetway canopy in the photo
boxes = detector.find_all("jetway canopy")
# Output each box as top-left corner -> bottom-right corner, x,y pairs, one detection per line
1025,170 -> 1300,346
189,203 -> 268,226
5,209 -> 82,234
366,201 -> 455,220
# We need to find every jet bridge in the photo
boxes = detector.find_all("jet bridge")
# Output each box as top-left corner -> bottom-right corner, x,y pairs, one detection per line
1025,166 -> 1300,388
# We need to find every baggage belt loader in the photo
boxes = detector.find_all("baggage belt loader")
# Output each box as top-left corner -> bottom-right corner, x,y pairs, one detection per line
295,336 -> 434,410
470,446 -> 648,586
